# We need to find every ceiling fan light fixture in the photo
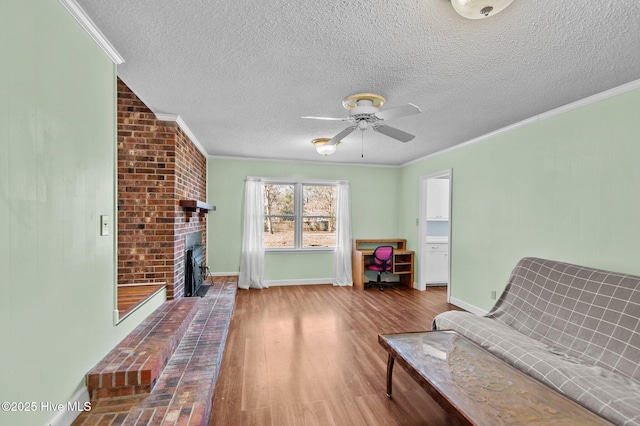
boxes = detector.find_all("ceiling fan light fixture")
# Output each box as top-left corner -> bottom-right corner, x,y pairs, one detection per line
312,138 -> 340,156
450,0 -> 513,19
342,93 -> 386,110
303,94 -> 421,150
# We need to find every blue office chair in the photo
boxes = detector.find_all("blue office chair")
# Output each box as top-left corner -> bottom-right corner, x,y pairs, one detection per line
366,246 -> 394,291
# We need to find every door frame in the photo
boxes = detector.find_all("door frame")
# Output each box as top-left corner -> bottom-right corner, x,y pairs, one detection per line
418,169 -> 452,302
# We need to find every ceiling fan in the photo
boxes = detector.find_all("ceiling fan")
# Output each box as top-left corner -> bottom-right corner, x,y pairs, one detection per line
303,93 -> 422,147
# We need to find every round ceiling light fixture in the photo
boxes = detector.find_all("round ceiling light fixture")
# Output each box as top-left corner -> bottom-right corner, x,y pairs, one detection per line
341,93 -> 386,110
312,138 -> 340,156
450,0 -> 513,19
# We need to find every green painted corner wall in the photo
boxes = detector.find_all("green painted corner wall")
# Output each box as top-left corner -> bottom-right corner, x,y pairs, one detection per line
13,0 -> 639,422
206,158 -> 400,280
208,87 -> 640,298
400,87 -> 640,312
1,2 -> 163,425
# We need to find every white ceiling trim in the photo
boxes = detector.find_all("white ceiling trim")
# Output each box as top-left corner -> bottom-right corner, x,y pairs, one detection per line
402,78 -> 640,168
209,77 -> 640,170
155,113 -> 208,157
58,0 -> 124,64
208,154 -> 401,169
74,1 -> 640,165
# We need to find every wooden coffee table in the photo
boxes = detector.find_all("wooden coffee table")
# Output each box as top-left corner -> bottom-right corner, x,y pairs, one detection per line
378,330 -> 612,425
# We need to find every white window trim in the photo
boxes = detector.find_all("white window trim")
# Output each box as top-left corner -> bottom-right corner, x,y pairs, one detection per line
258,177 -> 345,253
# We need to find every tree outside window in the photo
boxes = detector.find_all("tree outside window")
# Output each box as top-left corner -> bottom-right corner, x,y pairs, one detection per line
263,183 -> 336,249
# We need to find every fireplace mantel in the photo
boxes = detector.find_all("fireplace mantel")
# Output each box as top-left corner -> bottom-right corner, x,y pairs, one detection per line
179,200 -> 216,214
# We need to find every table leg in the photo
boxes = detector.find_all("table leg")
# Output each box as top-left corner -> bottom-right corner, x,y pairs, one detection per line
386,354 -> 395,398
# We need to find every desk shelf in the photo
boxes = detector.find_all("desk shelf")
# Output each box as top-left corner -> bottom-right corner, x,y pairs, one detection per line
352,239 -> 414,290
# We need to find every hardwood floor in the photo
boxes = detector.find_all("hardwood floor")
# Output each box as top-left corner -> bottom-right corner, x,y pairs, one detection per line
210,284 -> 462,426
117,283 -> 165,318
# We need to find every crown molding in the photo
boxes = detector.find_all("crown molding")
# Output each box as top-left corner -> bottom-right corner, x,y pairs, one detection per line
207,153 -> 402,168
403,78 -> 640,167
154,113 -> 180,122
155,113 -> 208,157
58,0 -> 124,64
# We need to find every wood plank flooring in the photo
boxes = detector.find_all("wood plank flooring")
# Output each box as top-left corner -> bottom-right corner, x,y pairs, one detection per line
210,285 -> 463,426
117,284 -> 165,318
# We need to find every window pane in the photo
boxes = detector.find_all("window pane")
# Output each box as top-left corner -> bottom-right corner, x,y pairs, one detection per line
264,184 -> 294,216
303,185 -> 336,216
302,218 -> 336,248
264,217 -> 294,248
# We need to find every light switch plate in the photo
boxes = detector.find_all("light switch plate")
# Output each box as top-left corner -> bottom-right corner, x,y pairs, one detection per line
100,215 -> 109,236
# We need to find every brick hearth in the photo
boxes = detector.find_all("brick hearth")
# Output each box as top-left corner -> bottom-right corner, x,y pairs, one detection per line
74,276 -> 237,425
86,298 -> 199,399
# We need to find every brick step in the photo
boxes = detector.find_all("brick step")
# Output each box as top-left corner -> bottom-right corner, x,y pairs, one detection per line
74,278 -> 238,426
86,297 -> 199,400
122,280 -> 237,425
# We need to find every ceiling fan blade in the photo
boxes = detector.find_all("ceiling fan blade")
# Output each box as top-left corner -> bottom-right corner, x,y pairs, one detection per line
326,126 -> 356,146
374,103 -> 422,121
373,124 -> 415,143
302,116 -> 349,121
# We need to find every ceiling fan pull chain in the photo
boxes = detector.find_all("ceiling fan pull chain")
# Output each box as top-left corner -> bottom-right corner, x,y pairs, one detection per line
361,130 -> 364,158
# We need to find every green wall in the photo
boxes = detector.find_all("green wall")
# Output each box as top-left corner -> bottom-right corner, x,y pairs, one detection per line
208,87 -> 640,304
12,1 -> 637,424
207,158 -> 400,280
1,2 -> 163,425
400,88 -> 640,312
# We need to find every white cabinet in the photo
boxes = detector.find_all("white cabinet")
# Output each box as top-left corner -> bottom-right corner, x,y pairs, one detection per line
425,243 -> 448,284
426,178 -> 449,220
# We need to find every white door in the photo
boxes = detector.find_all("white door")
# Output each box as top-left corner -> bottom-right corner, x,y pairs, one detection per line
418,170 -> 452,300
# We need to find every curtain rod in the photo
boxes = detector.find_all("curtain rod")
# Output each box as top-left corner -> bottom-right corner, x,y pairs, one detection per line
245,176 -> 349,185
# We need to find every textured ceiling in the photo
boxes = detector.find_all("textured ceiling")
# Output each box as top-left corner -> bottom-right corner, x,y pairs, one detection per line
76,0 -> 640,166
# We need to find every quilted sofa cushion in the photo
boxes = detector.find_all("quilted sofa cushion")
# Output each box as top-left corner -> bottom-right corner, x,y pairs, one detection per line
434,311 -> 640,426
487,257 -> 640,381
433,257 -> 640,425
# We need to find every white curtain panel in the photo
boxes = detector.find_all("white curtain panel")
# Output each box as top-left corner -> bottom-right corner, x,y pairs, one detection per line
333,181 -> 353,286
238,178 -> 267,289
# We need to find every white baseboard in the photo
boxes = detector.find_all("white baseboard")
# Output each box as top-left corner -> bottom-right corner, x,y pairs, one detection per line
449,297 -> 489,316
414,283 -> 446,291
210,273 -> 333,286
264,278 -> 333,287
46,386 -> 90,426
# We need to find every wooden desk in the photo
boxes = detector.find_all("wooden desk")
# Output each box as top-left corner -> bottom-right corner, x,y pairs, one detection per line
378,331 -> 611,425
352,239 -> 414,290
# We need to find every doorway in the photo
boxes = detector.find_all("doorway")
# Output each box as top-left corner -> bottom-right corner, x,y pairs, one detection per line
418,170 -> 452,301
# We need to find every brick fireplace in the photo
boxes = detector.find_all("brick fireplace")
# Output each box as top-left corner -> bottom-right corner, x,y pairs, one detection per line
117,79 -> 208,299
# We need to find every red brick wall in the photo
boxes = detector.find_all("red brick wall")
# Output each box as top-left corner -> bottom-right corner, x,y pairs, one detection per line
173,126 -> 207,299
117,79 -> 207,299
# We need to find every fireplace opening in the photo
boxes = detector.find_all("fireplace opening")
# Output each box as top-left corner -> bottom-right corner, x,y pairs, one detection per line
184,232 -> 208,297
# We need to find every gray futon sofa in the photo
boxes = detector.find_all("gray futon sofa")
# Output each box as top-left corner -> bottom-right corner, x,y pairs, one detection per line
433,257 -> 640,425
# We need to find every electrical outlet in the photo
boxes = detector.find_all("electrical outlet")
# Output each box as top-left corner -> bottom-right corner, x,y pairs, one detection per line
100,215 -> 109,236
490,290 -> 497,300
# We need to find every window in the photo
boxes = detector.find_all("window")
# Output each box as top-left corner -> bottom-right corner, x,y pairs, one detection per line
263,182 -> 337,250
